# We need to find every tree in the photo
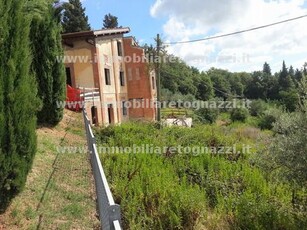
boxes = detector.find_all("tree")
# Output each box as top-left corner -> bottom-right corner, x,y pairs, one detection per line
258,76 -> 307,187
30,1 -> 66,125
279,90 -> 299,112
289,65 -> 295,77
245,71 -> 266,99
103,13 -> 119,29
294,69 -> 303,85
62,0 -> 90,33
160,55 -> 197,96
207,68 -> 231,100
196,73 -> 214,101
266,111 -> 307,186
229,74 -> 244,96
266,73 -> 279,100
279,60 -> 294,91
0,0 -> 39,212
263,62 -> 271,76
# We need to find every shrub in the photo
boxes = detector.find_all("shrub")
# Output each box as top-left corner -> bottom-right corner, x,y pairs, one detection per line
258,108 -> 282,130
249,99 -> 267,116
269,112 -> 307,186
230,108 -> 249,122
96,121 -> 302,229
195,108 -> 219,124
257,109 -> 307,227
279,90 -> 299,112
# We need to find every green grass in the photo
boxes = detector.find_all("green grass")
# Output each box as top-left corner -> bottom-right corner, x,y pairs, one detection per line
96,121 -> 301,230
0,110 -> 99,229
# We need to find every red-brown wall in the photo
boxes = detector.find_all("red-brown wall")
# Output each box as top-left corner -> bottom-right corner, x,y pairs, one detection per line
123,37 -> 156,121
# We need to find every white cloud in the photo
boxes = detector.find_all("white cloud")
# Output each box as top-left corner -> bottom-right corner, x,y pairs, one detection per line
150,0 -> 307,72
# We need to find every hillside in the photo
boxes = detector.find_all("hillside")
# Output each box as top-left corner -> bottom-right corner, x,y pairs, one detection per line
0,110 -> 99,229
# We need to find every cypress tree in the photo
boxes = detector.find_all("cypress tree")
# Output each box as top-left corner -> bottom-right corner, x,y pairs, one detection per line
0,2 -> 5,202
30,2 -> 65,125
0,0 -> 39,212
62,0 -> 91,33
289,65 -> 295,77
263,62 -> 271,76
279,60 -> 294,90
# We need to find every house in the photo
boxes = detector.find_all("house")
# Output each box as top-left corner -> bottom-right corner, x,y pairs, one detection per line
123,37 -> 157,121
62,28 -> 156,125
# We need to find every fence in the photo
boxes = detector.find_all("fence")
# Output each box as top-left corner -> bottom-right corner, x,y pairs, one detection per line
82,108 -> 122,230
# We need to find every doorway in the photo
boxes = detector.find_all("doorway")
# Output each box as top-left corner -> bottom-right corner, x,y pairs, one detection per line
66,67 -> 72,86
107,104 -> 114,124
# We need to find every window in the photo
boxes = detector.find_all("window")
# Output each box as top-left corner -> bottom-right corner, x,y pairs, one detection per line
108,104 -> 114,124
128,68 -> 133,81
135,68 -> 140,80
104,68 -> 111,85
120,71 -> 125,86
117,41 -> 123,56
122,101 -> 128,116
152,76 -> 155,90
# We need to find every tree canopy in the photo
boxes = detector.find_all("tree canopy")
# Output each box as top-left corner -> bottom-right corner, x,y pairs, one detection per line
103,13 -> 119,29
143,44 -> 305,112
0,0 -> 39,212
30,0 -> 66,125
62,0 -> 91,33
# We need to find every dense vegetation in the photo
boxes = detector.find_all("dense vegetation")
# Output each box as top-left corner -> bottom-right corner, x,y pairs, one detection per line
96,111 -> 306,229
0,0 -> 66,211
0,0 -> 39,212
156,49 -> 306,113
96,66 -> 307,229
30,0 -> 66,125
61,0 -> 91,33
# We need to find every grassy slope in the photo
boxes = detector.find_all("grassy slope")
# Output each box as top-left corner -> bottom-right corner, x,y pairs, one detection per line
0,110 -> 99,230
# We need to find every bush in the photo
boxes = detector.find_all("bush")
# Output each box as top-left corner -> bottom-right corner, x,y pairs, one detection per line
257,109 -> 307,227
96,122 -> 299,229
249,99 -> 267,116
195,108 -> 219,124
230,108 -> 249,122
279,90 -> 300,112
258,108 -> 282,130
269,112 -> 307,186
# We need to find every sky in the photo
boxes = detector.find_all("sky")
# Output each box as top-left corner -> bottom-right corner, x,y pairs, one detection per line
77,0 -> 307,73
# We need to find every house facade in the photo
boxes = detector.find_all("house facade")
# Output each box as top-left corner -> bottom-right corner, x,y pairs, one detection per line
62,28 -> 156,125
123,37 -> 156,121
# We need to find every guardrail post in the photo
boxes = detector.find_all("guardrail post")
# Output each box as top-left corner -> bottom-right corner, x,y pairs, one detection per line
108,204 -> 121,229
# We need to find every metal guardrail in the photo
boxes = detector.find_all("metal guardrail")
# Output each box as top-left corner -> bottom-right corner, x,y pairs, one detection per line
82,108 -> 122,230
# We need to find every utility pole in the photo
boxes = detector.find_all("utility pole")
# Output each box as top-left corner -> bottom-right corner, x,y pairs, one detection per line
156,34 -> 161,123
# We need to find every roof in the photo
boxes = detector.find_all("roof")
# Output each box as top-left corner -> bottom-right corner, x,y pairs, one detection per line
62,27 -> 130,39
